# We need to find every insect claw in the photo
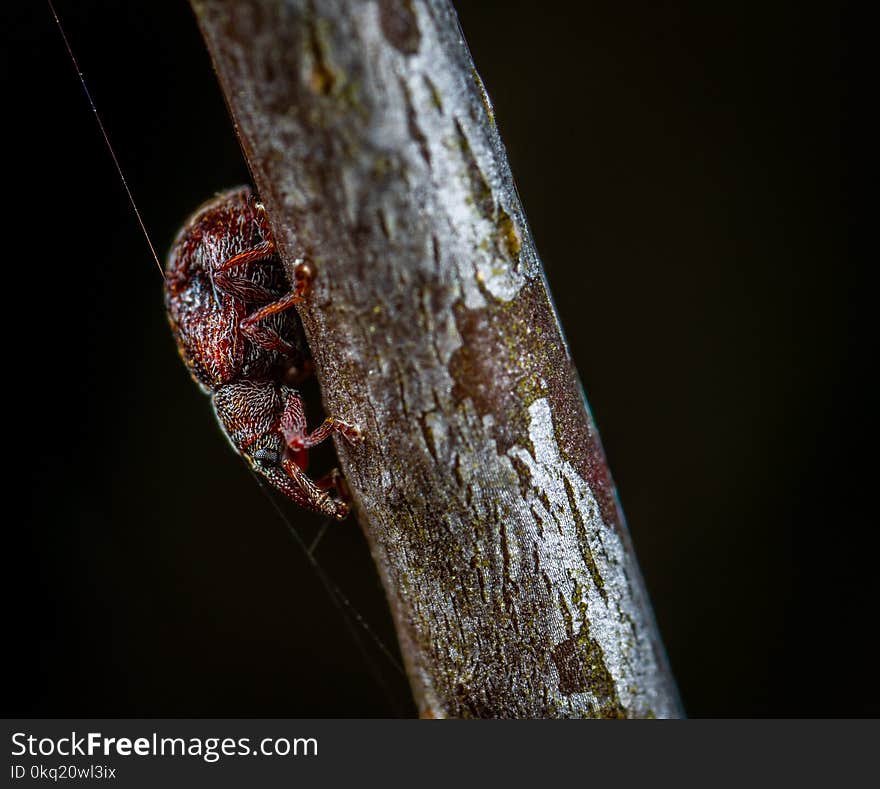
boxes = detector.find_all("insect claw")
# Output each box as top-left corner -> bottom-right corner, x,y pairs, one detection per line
293,259 -> 314,296
342,424 -> 364,445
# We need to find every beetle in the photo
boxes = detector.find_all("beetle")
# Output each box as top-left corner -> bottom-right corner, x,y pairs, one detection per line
164,186 -> 362,520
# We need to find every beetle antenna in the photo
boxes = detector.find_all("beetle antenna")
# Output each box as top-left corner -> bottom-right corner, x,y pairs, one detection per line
48,0 -> 166,280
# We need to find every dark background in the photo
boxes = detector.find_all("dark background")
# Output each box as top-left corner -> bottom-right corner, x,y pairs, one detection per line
7,1 -> 862,717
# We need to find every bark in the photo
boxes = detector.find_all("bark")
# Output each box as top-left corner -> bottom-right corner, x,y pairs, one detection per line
190,0 -> 682,718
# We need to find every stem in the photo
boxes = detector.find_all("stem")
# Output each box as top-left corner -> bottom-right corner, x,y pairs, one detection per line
190,0 -> 682,718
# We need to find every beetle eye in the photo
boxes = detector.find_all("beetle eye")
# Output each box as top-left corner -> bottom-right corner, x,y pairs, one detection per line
252,448 -> 279,467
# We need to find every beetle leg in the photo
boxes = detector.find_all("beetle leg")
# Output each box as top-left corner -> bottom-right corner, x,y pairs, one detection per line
209,200 -> 314,355
211,270 -> 300,356
314,467 -> 352,502
215,240 -> 275,272
211,237 -> 281,305
233,261 -> 314,355
213,259 -> 307,357
212,270 -> 279,304
227,290 -> 302,356
209,241 -> 279,314
279,390 -> 363,452
212,381 -> 350,519
252,198 -> 274,239
238,259 -> 314,322
240,319 -> 297,357
216,236 -> 312,305
279,456 -> 350,520
259,461 -> 350,520
210,267 -> 300,355
291,417 -> 363,449
240,289 -> 304,329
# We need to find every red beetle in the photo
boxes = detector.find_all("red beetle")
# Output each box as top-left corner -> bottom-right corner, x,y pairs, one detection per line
164,187 -> 361,519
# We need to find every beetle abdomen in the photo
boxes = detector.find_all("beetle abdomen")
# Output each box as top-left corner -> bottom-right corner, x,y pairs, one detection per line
164,187 -> 305,390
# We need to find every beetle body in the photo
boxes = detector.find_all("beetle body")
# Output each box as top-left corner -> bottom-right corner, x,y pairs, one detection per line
165,187 -> 360,519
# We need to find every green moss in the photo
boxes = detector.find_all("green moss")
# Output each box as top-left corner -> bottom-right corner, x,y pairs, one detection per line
564,477 -> 607,602
472,68 -> 495,126
566,578 -> 626,717
307,18 -> 336,96
496,206 -> 521,261
424,75 -> 444,112
454,120 -> 494,220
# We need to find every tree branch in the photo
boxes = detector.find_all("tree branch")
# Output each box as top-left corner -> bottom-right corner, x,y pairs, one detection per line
190,0 -> 682,718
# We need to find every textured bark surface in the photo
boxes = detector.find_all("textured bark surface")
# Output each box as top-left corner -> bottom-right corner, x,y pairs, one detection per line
191,0 -> 682,718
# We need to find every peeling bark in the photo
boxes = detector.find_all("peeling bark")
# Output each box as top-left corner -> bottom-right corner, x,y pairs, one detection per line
190,0 -> 682,718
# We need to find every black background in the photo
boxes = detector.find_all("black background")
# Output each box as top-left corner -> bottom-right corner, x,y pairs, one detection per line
7,1 -> 863,717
